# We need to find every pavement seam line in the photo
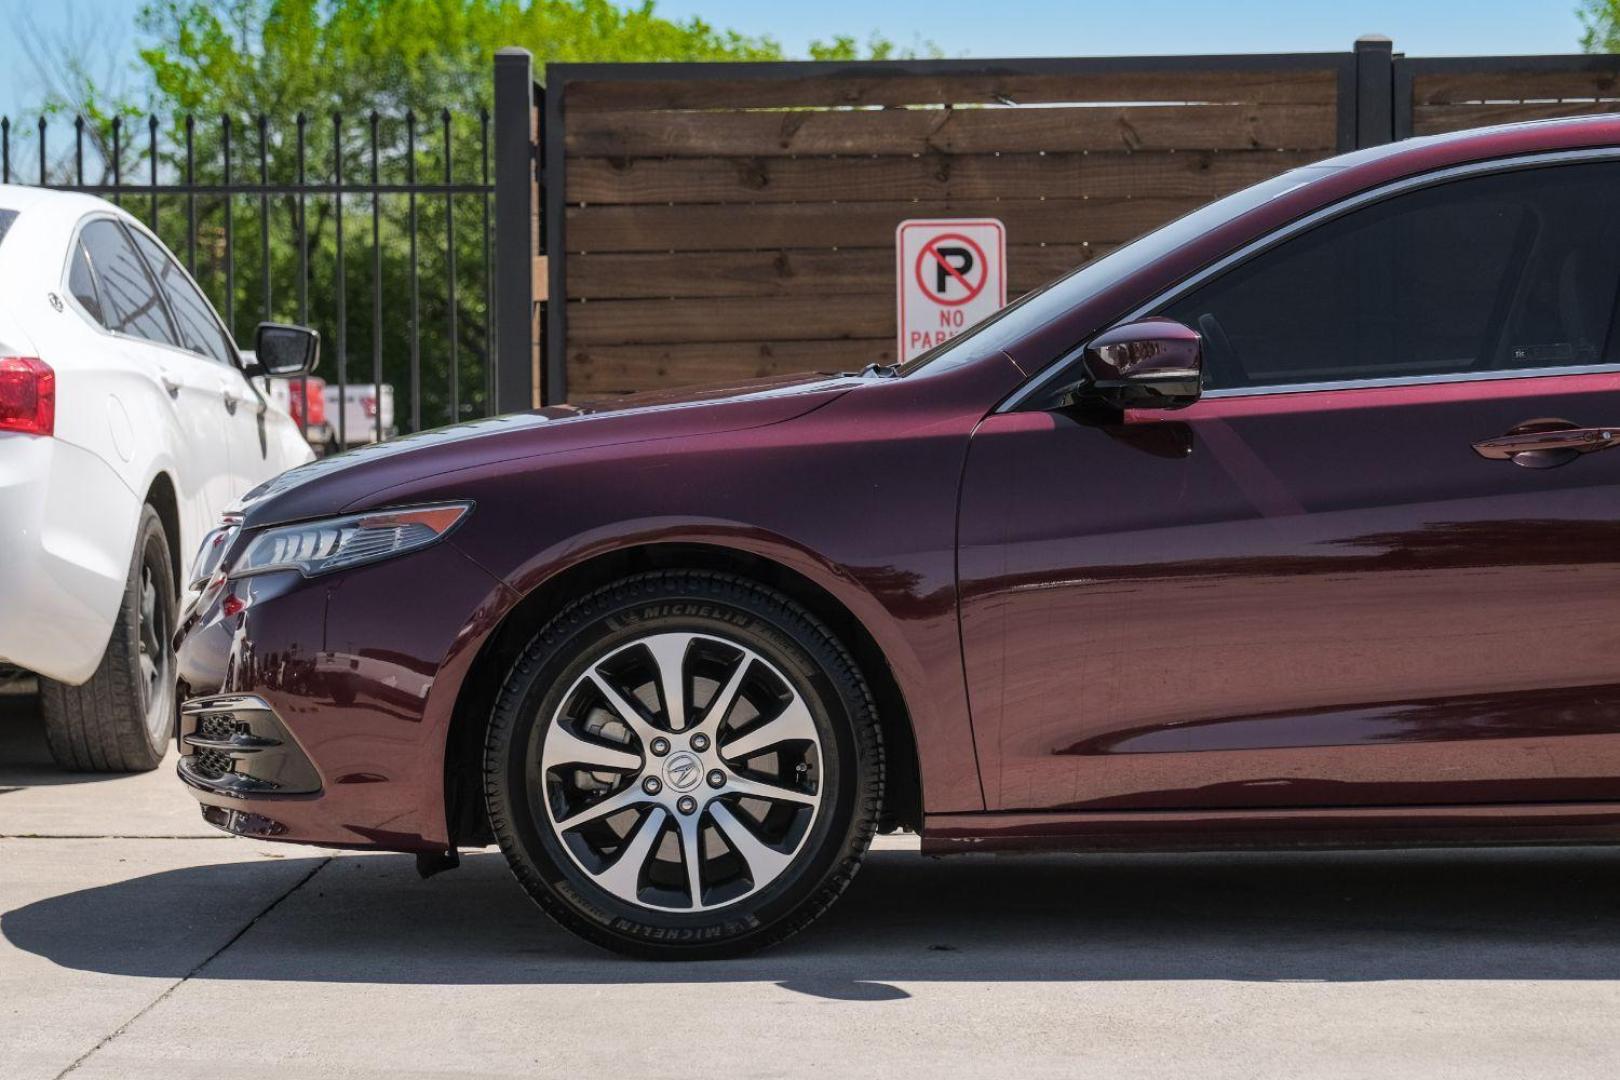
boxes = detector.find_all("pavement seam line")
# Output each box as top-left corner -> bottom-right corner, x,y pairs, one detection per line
51,854 -> 335,1079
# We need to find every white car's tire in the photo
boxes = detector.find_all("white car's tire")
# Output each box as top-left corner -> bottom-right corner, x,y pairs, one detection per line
39,505 -> 176,772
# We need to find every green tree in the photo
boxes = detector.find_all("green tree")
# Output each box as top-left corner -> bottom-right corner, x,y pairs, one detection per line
1580,0 -> 1620,51
135,0 -> 792,119
40,1 -> 913,429
114,1 -> 805,429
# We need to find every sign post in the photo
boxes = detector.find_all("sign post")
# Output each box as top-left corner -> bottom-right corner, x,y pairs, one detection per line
895,218 -> 1007,363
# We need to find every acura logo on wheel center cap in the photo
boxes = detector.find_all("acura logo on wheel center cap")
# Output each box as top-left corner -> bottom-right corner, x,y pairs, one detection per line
663,751 -> 703,793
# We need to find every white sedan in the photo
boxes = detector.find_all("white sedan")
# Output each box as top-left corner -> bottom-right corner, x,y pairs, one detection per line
0,185 -> 317,771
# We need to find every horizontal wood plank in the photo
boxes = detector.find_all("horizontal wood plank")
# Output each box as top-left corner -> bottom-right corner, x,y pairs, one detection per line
568,294 -> 896,345
1412,100 -> 1620,135
1414,69 -> 1620,105
566,103 -> 1340,157
567,149 -> 1318,205
565,68 -> 1341,111
566,244 -> 1107,299
566,197 -> 1202,252
568,339 -> 897,397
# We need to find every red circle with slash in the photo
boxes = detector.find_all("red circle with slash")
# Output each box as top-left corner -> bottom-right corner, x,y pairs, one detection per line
914,233 -> 989,307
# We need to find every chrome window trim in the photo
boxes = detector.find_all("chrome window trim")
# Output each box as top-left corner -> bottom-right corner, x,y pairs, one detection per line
1001,146 -> 1620,412
1200,362 -> 1620,398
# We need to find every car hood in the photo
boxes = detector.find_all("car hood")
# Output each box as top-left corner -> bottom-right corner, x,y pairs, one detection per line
235,371 -> 863,527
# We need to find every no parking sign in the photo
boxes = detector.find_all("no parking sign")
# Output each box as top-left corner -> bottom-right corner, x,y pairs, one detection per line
895,218 -> 1006,363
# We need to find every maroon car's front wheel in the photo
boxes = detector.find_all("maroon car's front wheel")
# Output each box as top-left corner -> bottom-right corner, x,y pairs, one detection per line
484,570 -> 884,959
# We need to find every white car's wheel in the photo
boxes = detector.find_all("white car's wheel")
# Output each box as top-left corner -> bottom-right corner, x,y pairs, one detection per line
39,505 -> 175,772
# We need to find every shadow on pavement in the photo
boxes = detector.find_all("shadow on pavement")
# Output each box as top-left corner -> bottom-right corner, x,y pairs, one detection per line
0,694 -> 150,788
5,842 -> 1620,995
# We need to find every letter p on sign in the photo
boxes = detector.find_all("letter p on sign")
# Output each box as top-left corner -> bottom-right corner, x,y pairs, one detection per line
896,218 -> 1006,363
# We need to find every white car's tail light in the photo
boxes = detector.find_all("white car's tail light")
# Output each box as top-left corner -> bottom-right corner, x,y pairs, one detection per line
0,357 -> 54,436
228,503 -> 470,579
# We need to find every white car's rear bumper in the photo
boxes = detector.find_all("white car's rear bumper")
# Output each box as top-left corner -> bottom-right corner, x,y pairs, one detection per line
0,434 -> 139,684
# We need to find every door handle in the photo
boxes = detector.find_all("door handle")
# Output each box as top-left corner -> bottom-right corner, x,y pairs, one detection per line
159,374 -> 181,399
222,389 -> 239,415
1472,418 -> 1620,469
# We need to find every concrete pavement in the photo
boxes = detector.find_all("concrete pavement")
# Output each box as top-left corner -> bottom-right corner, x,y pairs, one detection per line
3,688 -> 1619,1079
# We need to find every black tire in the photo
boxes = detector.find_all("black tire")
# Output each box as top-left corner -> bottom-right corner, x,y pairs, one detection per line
484,570 -> 883,959
40,505 -> 176,773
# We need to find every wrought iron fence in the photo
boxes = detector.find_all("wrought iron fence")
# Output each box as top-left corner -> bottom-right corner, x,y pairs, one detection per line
0,108 -> 497,448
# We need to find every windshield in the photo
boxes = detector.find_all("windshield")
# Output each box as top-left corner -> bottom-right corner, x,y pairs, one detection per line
900,165 -> 1342,377
0,209 -> 16,249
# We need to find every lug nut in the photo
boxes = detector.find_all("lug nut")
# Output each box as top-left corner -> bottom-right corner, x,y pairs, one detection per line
707,770 -> 726,789
677,795 -> 697,814
649,737 -> 670,756
642,777 -> 662,795
690,733 -> 710,752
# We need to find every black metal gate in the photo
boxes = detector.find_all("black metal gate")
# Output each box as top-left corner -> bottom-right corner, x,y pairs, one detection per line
1,106 -> 500,448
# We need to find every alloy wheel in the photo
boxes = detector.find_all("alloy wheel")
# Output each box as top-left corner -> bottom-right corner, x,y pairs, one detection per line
535,630 -> 823,913
136,558 -> 173,741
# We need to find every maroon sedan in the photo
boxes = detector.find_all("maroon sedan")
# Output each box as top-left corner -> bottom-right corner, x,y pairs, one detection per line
176,116 -> 1620,957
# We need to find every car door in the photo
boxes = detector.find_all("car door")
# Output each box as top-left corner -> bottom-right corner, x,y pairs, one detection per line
75,217 -> 235,532
125,224 -> 272,500
958,157 -> 1620,813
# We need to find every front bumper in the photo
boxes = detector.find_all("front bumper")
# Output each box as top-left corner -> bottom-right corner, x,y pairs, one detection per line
174,537 -> 512,852
177,693 -> 322,794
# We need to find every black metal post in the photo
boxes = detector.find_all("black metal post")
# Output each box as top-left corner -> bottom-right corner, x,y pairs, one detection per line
407,110 -> 420,434
480,107 -> 493,416
1355,35 -> 1395,149
184,116 -> 196,273
110,117 -> 121,207
492,46 -> 536,413
444,109 -> 459,425
147,117 -> 158,229
334,111 -> 347,449
371,112 -> 384,444
223,115 -> 235,335
542,76 -> 564,406
296,113 -> 309,444
258,115 -> 271,322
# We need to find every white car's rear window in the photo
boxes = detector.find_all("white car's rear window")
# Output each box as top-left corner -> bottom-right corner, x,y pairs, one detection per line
0,209 -> 16,248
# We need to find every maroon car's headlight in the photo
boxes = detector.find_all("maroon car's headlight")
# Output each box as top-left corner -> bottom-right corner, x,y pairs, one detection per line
188,514 -> 243,590
227,503 -> 470,579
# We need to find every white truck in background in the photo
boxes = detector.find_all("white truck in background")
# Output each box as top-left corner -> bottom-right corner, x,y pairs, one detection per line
324,382 -> 395,445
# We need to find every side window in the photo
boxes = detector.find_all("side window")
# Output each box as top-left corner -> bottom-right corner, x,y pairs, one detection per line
127,228 -> 234,365
1162,162 -> 1620,390
68,241 -> 104,325
78,219 -> 178,347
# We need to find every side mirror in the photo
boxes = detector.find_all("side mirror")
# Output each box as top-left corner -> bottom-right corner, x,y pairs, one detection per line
249,322 -> 320,379
1080,317 -> 1202,410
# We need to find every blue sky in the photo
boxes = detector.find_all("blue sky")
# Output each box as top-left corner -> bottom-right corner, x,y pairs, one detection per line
0,0 -> 1591,118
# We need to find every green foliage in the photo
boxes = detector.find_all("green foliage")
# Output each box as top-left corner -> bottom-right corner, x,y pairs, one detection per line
807,32 -> 943,61
1579,0 -> 1620,52
52,2 -> 923,423
135,0 -> 794,119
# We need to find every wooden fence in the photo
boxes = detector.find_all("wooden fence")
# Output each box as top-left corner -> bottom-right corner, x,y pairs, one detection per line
1398,56 -> 1620,137
481,41 -> 1620,404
